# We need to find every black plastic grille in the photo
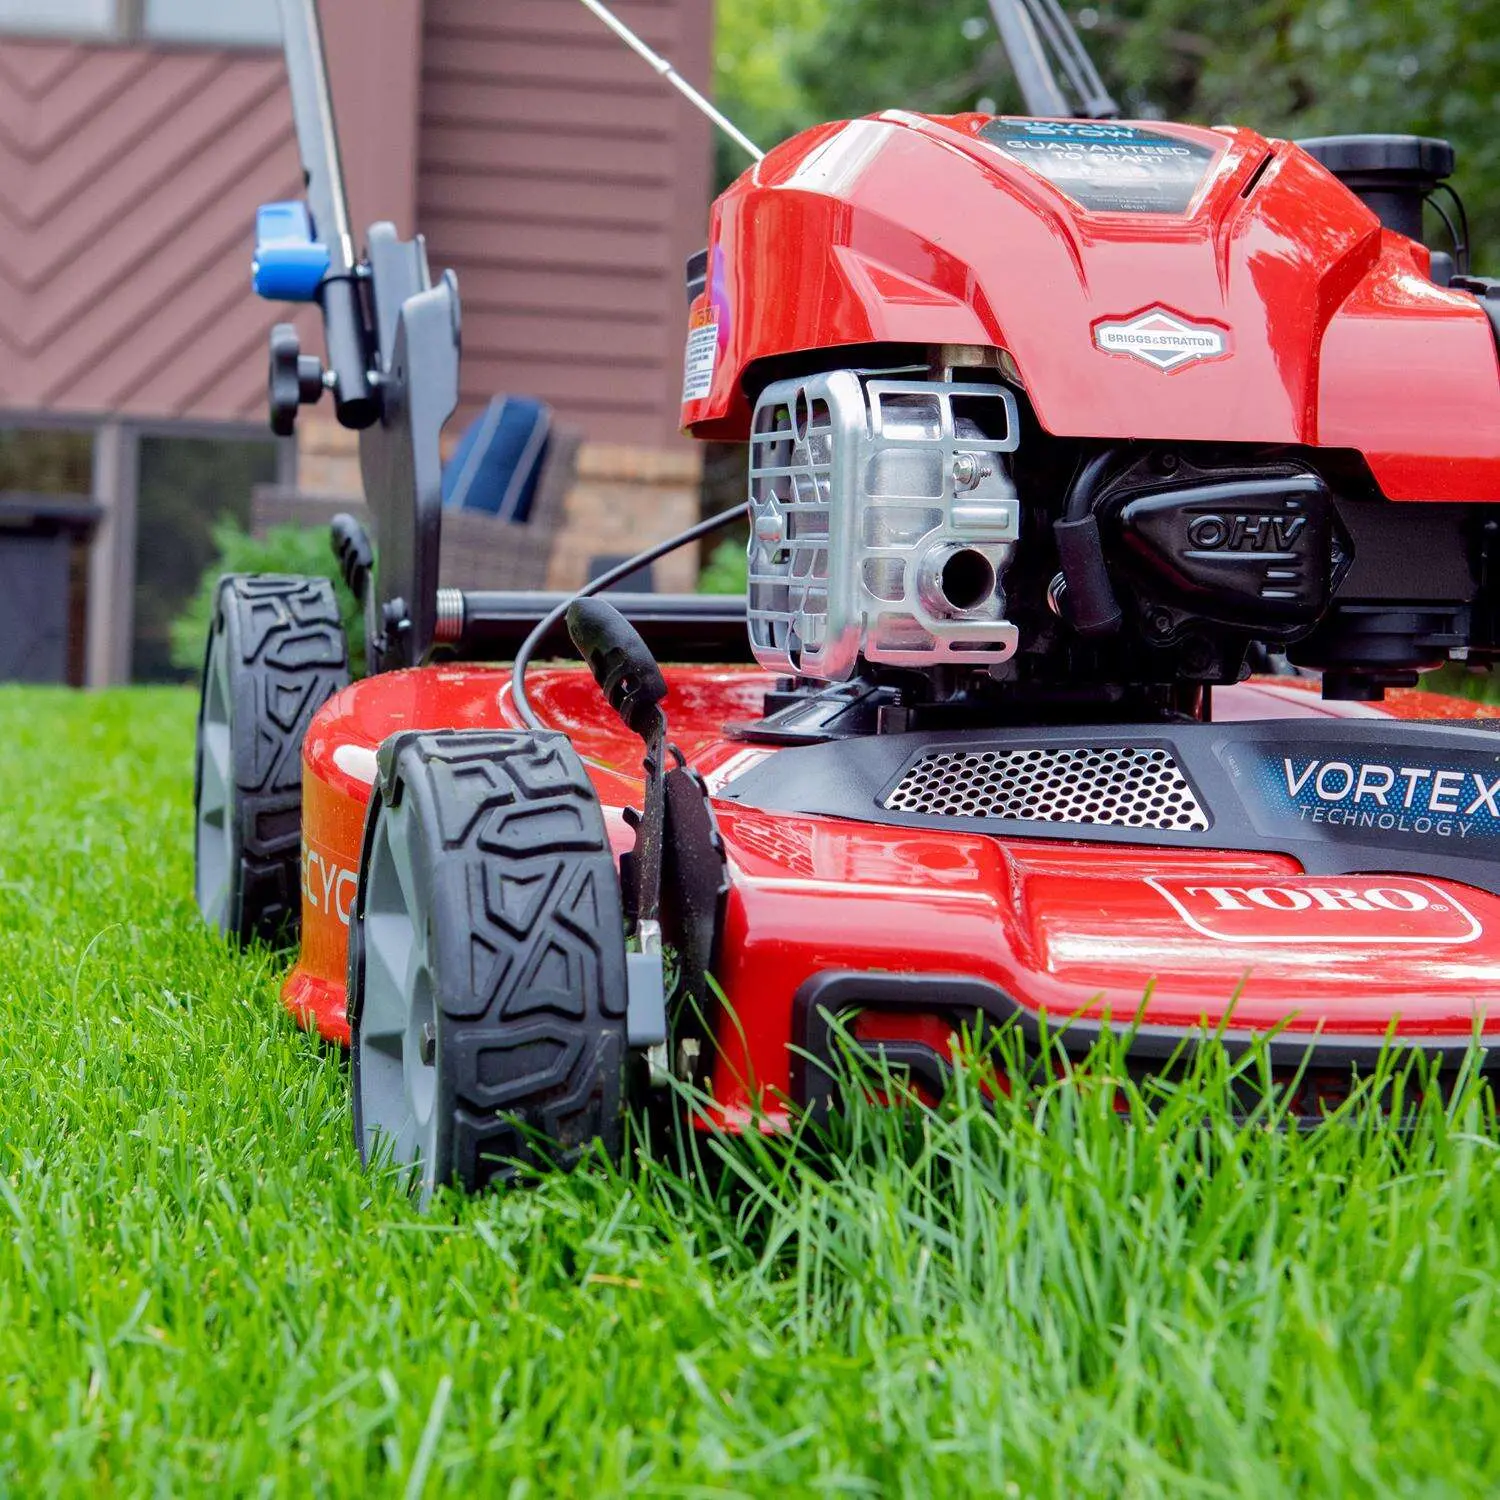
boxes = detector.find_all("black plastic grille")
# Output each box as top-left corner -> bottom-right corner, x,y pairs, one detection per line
883,746 -> 1210,831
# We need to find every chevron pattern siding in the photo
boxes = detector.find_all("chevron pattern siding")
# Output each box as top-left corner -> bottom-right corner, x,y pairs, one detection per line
0,0 -> 708,446
0,37 -> 311,424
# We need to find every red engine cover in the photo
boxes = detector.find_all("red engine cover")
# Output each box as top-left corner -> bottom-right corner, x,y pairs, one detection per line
682,113 -> 1500,503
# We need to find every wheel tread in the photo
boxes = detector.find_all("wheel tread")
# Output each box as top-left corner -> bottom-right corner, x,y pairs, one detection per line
194,573 -> 350,946
353,729 -> 629,1194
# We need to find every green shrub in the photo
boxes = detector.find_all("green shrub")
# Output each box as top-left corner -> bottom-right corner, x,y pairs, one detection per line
696,536 -> 748,596
169,518 -> 364,675
1422,662 -> 1500,705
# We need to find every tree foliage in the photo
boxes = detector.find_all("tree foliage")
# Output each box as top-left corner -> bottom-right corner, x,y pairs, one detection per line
716,0 -> 1500,266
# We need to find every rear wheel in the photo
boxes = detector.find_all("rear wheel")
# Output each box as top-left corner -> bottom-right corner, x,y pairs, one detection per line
194,574 -> 350,946
348,730 -> 630,1204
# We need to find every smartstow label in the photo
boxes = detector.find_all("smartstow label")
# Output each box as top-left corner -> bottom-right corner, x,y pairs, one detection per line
978,119 -> 1220,215
1094,308 -> 1229,372
1147,875 -> 1482,946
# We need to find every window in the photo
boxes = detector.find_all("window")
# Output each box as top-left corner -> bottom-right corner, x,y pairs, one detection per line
143,0 -> 279,45
0,429 -> 96,687
0,0 -> 279,44
0,0 -> 112,36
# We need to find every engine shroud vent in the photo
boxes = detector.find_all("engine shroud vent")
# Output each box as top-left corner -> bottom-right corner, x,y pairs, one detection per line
883,746 -> 1211,831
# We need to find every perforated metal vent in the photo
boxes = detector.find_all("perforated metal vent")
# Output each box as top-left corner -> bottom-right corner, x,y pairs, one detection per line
883,746 -> 1210,831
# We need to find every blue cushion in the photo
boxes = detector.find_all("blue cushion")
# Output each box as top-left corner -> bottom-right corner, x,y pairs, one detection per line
442,396 -> 552,522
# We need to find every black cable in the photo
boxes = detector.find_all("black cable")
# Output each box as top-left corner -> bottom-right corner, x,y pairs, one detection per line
1430,182 -> 1471,275
1026,0 -> 1092,109
510,504 -> 747,731
1427,194 -> 1462,271
1034,0 -> 1120,117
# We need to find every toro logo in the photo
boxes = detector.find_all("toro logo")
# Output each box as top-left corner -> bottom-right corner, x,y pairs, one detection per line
1093,307 -> 1229,372
1146,875 -> 1482,946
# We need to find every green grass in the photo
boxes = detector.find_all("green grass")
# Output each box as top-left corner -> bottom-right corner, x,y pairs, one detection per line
2,686 -> 1500,1497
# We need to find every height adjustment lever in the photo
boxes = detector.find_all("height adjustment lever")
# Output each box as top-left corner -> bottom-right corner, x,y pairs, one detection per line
268,322 -> 327,437
567,596 -> 672,1061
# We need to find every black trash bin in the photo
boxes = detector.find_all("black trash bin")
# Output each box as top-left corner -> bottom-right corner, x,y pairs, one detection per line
0,493 -> 102,685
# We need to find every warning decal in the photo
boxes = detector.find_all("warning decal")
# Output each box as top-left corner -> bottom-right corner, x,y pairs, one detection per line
979,119 -> 1219,215
682,317 -> 719,404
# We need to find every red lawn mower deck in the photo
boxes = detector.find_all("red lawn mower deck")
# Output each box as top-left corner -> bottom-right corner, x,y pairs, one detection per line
288,667 -> 1500,1141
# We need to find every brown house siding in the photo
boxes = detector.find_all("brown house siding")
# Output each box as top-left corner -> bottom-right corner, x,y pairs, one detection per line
0,43 -> 299,422
0,0 -> 422,426
415,0 -> 713,449
0,0 -> 710,444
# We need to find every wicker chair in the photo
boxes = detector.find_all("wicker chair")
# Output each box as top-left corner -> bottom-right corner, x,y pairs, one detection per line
250,427 -> 579,591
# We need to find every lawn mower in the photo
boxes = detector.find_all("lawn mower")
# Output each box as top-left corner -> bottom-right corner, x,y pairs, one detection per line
195,0 -> 1500,1201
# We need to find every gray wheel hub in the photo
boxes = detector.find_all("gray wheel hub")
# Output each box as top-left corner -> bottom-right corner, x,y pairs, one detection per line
194,625 -> 234,934
355,796 -> 441,1205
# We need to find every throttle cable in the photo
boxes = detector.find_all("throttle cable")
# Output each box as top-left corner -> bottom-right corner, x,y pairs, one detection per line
510,504 -> 747,731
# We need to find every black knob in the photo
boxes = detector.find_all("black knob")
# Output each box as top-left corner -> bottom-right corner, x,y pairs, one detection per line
268,322 -> 327,438
330,512 -> 373,602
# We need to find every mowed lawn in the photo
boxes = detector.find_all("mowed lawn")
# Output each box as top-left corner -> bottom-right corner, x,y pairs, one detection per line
2,686 -> 1500,1497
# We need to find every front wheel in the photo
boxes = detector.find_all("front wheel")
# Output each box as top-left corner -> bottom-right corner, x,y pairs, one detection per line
348,729 -> 630,1204
193,574 -> 349,946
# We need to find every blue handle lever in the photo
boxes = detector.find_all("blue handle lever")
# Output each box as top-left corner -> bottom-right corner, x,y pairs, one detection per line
252,201 -> 331,302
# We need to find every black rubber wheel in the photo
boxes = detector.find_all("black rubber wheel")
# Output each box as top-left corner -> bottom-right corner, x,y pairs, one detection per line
193,574 -> 350,946
348,729 -> 630,1203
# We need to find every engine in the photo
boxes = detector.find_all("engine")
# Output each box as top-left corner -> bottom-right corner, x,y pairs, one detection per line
691,111 -> 1500,724
747,371 -> 1022,678
744,361 -> 1486,715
